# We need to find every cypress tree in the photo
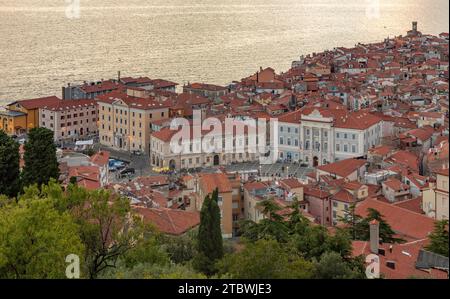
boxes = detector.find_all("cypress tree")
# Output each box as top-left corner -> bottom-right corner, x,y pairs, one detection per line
21,127 -> 59,188
194,188 -> 223,275
426,220 -> 449,257
0,130 -> 20,197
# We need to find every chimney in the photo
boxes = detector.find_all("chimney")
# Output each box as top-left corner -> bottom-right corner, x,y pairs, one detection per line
62,86 -> 66,100
370,219 -> 380,254
118,70 -> 121,82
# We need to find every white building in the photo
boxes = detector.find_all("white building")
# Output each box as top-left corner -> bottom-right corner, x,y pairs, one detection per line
39,99 -> 98,142
278,107 -> 383,167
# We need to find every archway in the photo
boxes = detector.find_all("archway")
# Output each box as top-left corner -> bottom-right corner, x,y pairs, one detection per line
313,156 -> 319,167
213,154 -> 220,166
169,159 -> 176,170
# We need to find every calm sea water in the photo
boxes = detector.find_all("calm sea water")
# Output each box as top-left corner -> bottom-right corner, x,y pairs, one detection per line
0,0 -> 448,105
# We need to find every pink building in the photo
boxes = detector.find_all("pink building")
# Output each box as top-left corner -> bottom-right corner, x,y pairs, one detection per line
39,99 -> 98,142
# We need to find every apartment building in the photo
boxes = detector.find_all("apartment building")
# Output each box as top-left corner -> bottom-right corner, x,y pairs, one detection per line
39,99 -> 98,142
194,173 -> 235,238
423,167 -> 449,220
97,90 -> 170,154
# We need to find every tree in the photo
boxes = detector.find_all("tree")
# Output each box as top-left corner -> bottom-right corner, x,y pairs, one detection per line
21,127 -> 59,188
121,237 -> 170,269
71,189 -> 145,278
217,239 -> 314,279
363,208 -> 405,243
0,198 -> 84,278
314,252 -> 365,279
101,262 -> 206,279
0,130 -> 20,198
238,198 -> 289,243
426,220 -> 449,257
193,188 -> 223,276
341,207 -> 405,244
160,231 -> 197,264
338,203 -> 365,240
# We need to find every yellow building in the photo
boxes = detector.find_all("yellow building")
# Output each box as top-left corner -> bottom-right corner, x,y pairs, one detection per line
423,167 -> 449,220
194,173 -> 234,238
6,96 -> 61,132
331,181 -> 369,226
0,110 -> 27,135
97,89 -> 170,154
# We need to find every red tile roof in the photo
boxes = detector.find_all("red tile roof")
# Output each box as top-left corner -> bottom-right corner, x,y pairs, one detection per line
134,206 -> 200,235
199,173 -> 232,194
385,150 -> 420,172
352,239 -> 448,279
10,96 -> 61,110
90,151 -> 109,167
393,197 -> 424,214
317,158 -> 367,178
355,198 -> 434,241
382,178 -> 410,192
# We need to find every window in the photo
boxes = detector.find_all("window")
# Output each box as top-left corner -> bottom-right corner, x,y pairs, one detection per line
287,127 -> 291,133
352,145 -> 356,153
344,144 -> 348,152
217,196 -> 223,206
333,202 -> 338,208
306,129 -> 310,136
336,144 -> 340,151
294,139 -> 299,146
352,134 -> 356,140
344,133 -> 348,139
305,140 -> 310,150
280,126 -> 284,132
336,133 -> 340,138
280,137 -> 284,145
295,128 -> 298,134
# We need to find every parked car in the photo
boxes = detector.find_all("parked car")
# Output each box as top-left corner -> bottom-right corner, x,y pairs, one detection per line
119,168 -> 135,177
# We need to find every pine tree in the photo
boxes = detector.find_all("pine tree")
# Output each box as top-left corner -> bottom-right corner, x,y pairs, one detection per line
0,131 -> 20,198
21,127 -> 59,188
426,220 -> 449,257
364,208 -> 405,243
193,188 -> 223,275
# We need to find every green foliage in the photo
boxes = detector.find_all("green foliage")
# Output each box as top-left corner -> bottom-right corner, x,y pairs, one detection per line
160,231 -> 197,264
21,127 -> 59,188
102,262 -> 207,279
72,189 -> 145,278
240,199 -> 290,243
426,220 -> 449,257
217,239 -> 315,279
341,206 -> 405,244
314,252 -> 365,279
0,198 -> 84,278
193,188 -> 224,276
122,237 -> 170,269
0,130 -> 20,198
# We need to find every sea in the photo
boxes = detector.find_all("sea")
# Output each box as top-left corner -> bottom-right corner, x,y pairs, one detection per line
0,0 -> 448,105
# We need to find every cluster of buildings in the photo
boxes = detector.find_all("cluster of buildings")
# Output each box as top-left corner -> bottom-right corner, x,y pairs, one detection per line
0,23 -> 449,279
